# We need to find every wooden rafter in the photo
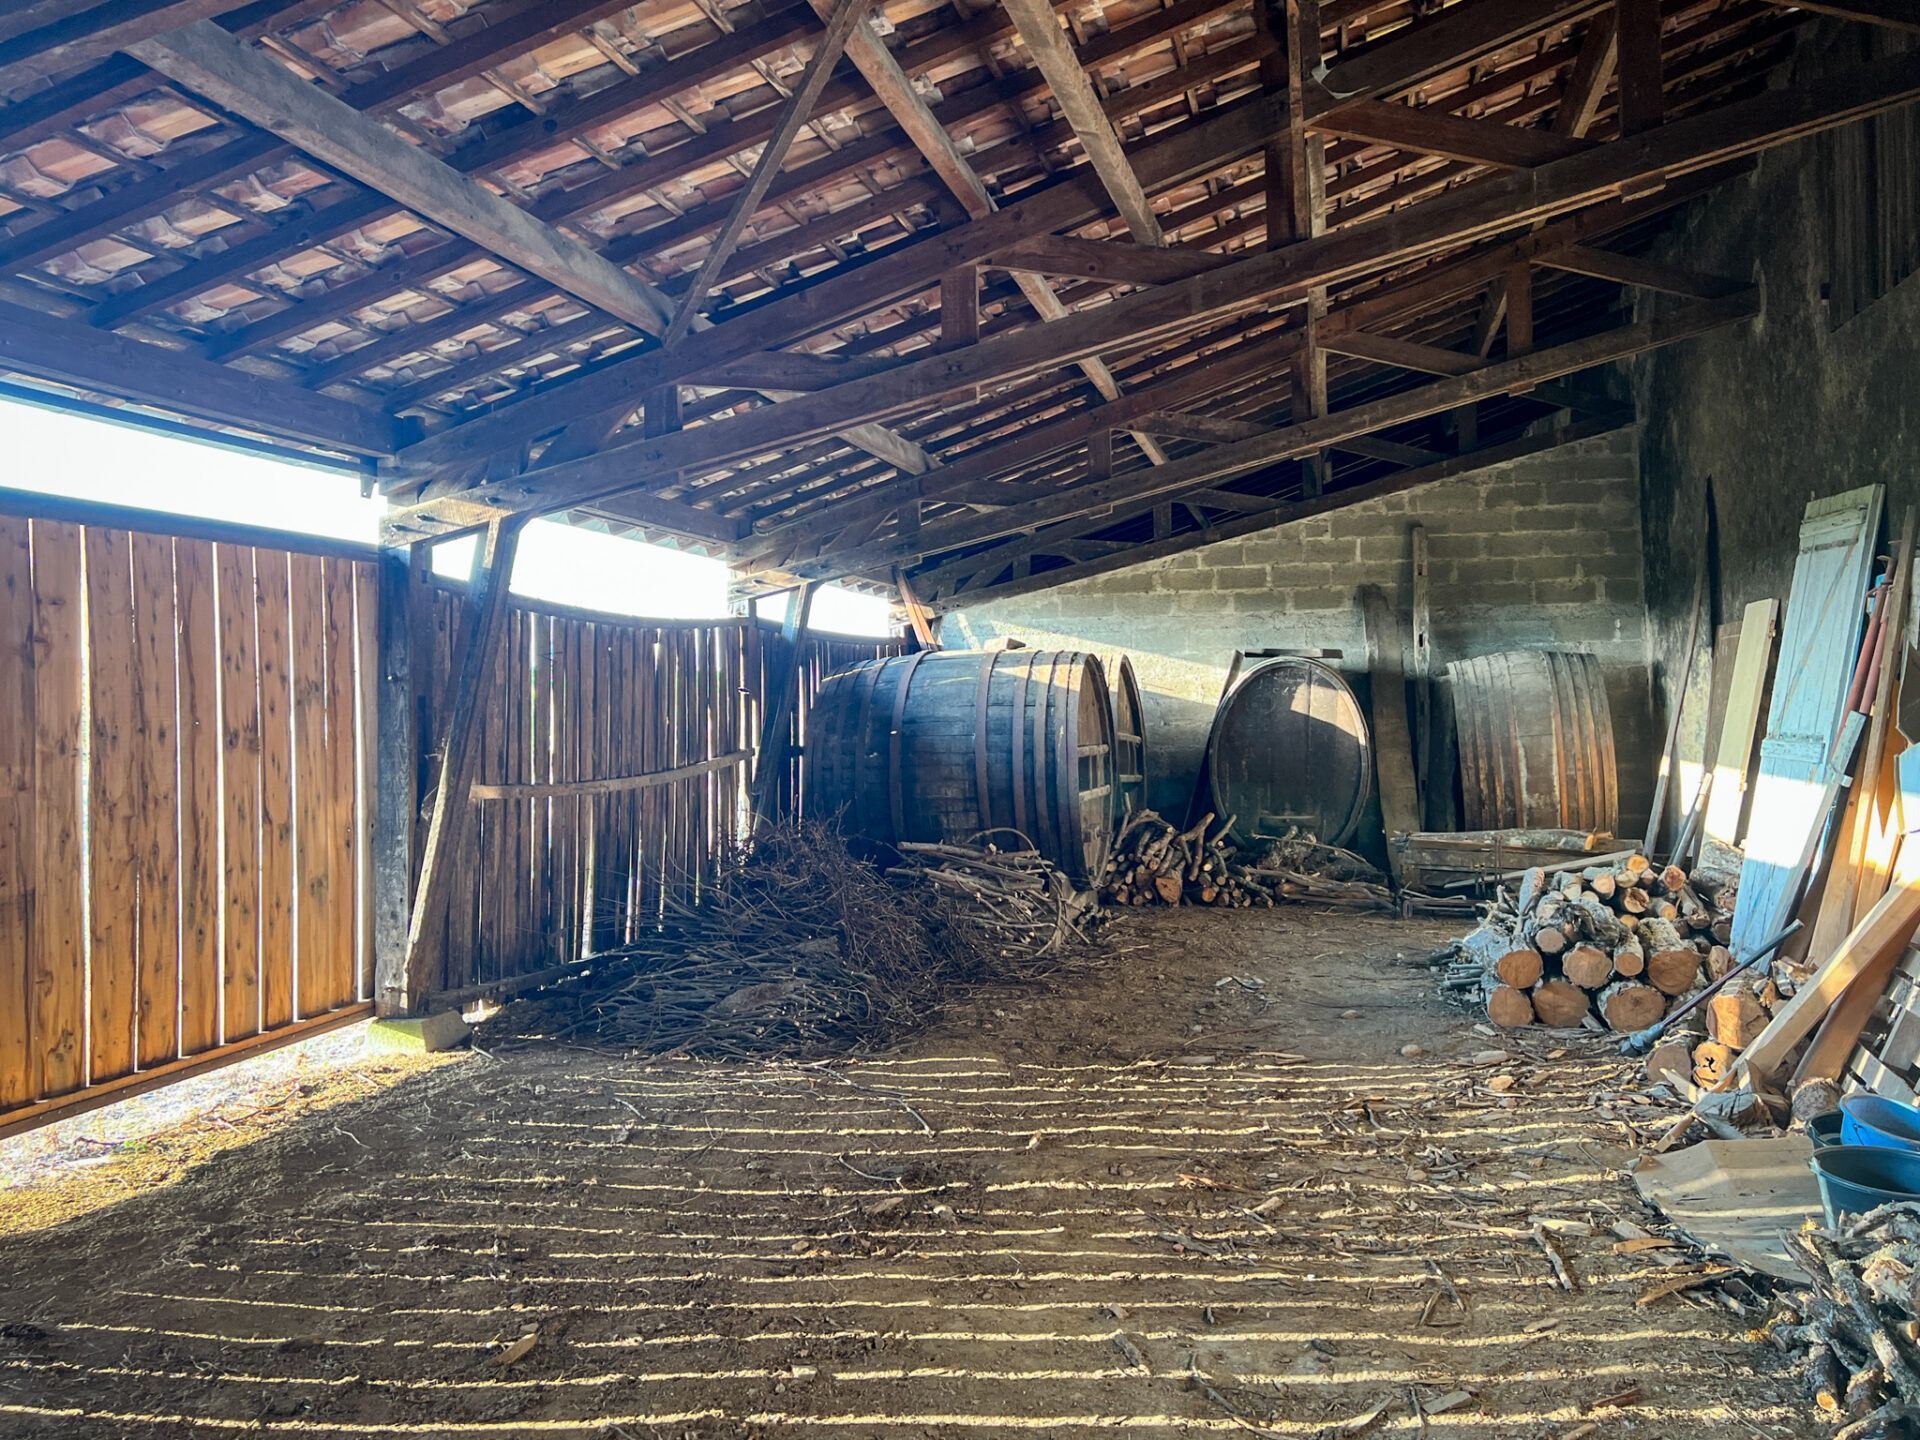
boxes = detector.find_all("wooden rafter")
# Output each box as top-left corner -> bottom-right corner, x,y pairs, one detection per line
386,43 -> 1920,539
1002,0 -> 1165,243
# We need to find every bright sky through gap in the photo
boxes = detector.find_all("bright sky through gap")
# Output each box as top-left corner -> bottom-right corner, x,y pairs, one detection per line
0,395 -> 892,634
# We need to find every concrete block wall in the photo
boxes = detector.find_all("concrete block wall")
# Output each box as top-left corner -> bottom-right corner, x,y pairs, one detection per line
947,428 -> 1655,833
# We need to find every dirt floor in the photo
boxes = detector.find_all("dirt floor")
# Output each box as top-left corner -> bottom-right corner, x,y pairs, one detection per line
0,907 -> 1819,1438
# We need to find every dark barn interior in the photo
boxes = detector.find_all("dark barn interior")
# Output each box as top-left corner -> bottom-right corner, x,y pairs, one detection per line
0,0 -> 1918,1434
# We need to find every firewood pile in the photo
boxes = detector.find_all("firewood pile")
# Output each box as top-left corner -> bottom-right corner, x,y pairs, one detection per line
1769,1204 -> 1920,1435
1100,810 -> 1391,909
1437,852 -> 1740,1037
489,820 -> 1105,1058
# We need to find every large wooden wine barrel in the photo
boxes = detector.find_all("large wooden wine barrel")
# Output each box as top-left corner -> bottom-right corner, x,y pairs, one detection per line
1448,648 -> 1619,831
1205,658 -> 1371,845
806,650 -> 1115,884
1105,654 -> 1147,822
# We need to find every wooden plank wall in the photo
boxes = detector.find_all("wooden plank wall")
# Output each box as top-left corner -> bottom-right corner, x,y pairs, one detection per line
417,583 -> 897,991
0,518 -> 375,1125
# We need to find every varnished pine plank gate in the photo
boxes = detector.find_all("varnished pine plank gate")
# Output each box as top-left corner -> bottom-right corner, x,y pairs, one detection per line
0,517 -> 378,1138
0,517 -> 898,1135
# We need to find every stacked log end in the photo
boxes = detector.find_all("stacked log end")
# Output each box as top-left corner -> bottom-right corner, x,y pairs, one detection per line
1440,854 -> 1742,1042
1100,811 -> 1393,909
1099,810 -> 1275,908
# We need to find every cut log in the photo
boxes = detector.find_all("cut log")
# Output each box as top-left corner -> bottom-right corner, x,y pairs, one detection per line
1532,978 -> 1593,1028
1154,874 -> 1183,904
1640,918 -> 1702,995
1494,947 -> 1545,989
1532,924 -> 1571,957
1619,886 -> 1650,915
1514,865 -> 1549,920
1707,988 -> 1771,1050
1612,934 -> 1646,977
1644,1038 -> 1695,1087
1487,984 -> 1537,1028
1562,943 -> 1614,990
1599,980 -> 1667,1034
1589,871 -> 1618,900
1569,893 -> 1627,946
1661,863 -> 1690,893
1693,1039 -> 1737,1088
1704,944 -> 1734,981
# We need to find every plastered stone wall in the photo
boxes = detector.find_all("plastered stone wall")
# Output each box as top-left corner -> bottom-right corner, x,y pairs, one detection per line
948,429 -> 1655,833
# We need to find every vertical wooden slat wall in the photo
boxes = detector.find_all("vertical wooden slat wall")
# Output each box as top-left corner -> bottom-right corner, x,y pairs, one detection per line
0,519 -> 377,1129
417,583 -> 897,992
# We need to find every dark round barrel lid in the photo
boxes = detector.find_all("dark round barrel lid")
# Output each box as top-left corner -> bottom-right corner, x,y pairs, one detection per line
1206,658 -> 1371,846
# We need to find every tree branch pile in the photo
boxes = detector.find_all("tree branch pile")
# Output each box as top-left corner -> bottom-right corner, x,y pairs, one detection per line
1100,810 -> 1391,910
1434,854 -> 1738,1037
1769,1203 -> 1920,1437
488,820 -> 1107,1058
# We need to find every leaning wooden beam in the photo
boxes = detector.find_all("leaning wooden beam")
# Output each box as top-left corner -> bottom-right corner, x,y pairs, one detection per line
127,22 -> 677,336
397,517 -> 523,1014
801,293 -> 1755,580
749,582 -> 816,823
662,0 -> 877,347
921,412 -> 1632,609
0,297 -> 400,458
1002,0 -> 1166,243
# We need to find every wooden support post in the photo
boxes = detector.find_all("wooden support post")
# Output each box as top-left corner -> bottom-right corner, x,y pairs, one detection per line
941,264 -> 980,350
1506,263 -> 1535,357
372,544 -> 427,1015
1088,427 -> 1114,482
397,517 -> 523,1013
1617,0 -> 1665,136
1410,524 -> 1435,826
643,384 -> 683,438
750,581 -> 816,824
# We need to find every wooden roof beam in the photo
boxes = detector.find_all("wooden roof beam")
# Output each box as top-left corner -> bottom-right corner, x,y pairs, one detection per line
127,21 -> 678,335
1306,91 -> 1598,169
390,40 -> 1920,536
382,95 -> 1285,479
661,0 -> 878,347
823,295 -> 1751,581
1001,0 -> 1165,244
922,411 -> 1631,610
1315,0 -> 1613,112
0,296 -> 399,457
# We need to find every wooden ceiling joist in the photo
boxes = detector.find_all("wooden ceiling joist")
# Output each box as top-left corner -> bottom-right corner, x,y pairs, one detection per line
127,20 -> 680,335
388,40 -> 1920,540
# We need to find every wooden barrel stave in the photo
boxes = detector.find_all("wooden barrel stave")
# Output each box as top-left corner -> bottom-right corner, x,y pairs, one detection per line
1448,649 -> 1618,832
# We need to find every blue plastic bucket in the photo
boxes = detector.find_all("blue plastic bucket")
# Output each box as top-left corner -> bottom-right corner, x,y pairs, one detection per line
1840,1095 -> 1920,1151
1809,1111 -> 1844,1150
1809,1145 -> 1920,1227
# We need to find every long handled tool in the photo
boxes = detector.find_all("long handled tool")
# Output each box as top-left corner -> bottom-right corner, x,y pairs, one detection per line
1618,920 -> 1804,1057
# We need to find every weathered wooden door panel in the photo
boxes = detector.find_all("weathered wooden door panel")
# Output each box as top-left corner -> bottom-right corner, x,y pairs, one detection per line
1729,485 -> 1883,957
